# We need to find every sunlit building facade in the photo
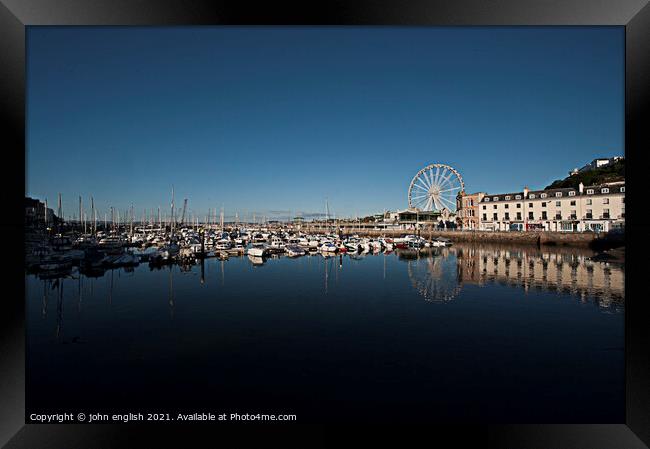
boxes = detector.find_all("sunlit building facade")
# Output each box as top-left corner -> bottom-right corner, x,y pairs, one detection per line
456,191 -> 486,230
478,182 -> 625,232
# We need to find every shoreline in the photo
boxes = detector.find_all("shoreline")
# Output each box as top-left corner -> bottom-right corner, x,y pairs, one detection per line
300,227 -> 624,250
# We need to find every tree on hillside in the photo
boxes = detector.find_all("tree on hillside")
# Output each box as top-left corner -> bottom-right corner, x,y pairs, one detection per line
545,160 -> 624,189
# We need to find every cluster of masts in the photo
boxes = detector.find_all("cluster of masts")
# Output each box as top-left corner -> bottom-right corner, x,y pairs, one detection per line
42,188 -> 276,235
42,191 -> 357,235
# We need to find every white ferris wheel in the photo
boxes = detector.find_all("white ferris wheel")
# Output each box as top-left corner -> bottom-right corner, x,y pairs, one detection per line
407,163 -> 464,212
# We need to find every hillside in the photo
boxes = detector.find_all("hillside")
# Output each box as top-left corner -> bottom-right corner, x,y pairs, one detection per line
545,159 -> 625,190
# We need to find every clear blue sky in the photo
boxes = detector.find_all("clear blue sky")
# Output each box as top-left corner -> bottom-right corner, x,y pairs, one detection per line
27,26 -> 623,221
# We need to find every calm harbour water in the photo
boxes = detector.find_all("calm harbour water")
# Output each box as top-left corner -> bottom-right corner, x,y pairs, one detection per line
26,243 -> 624,423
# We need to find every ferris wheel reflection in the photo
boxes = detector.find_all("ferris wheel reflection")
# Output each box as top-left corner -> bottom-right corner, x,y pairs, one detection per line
399,244 -> 624,310
404,247 -> 462,303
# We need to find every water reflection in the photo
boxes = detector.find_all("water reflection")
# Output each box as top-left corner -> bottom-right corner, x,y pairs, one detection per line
28,243 -> 624,340
248,254 -> 264,266
405,248 -> 462,302
26,243 -> 624,423
402,244 -> 624,309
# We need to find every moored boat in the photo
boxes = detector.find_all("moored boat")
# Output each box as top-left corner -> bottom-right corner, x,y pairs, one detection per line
286,244 -> 306,257
247,243 -> 268,257
319,241 -> 338,253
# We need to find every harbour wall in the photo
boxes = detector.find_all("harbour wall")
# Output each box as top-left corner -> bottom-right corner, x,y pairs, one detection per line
299,227 -> 624,249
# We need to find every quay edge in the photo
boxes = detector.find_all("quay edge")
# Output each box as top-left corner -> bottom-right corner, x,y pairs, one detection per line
301,227 -> 624,249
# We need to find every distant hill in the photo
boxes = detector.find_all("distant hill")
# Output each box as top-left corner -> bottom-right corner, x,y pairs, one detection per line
545,159 -> 625,190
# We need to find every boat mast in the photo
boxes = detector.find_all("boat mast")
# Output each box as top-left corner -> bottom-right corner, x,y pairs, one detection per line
57,193 -> 62,233
325,198 -> 330,233
170,185 -> 175,236
91,197 -> 96,236
78,196 -> 81,233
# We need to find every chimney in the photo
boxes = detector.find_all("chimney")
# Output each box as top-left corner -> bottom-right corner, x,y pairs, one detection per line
523,186 -> 529,198
579,182 -> 584,194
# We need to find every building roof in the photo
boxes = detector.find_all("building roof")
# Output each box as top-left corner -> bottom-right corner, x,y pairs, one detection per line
397,208 -> 441,215
480,182 -> 624,203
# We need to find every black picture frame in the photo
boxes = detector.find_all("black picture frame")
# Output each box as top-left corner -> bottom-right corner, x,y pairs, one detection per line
1,1 -> 648,447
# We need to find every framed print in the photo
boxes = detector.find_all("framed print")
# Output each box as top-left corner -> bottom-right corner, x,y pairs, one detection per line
1,0 -> 649,447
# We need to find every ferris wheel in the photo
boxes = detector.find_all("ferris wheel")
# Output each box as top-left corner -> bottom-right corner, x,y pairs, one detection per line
408,163 -> 464,212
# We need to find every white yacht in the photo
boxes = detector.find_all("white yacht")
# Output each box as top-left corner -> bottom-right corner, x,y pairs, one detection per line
344,238 -> 361,252
269,236 -> 285,251
247,242 -> 268,257
319,241 -> 338,253
215,239 -> 232,250
433,237 -> 452,247
286,244 -> 306,257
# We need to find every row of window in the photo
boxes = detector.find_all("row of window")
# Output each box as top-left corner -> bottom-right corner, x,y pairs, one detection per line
482,209 -> 618,221
481,197 -> 620,210
484,186 -> 624,203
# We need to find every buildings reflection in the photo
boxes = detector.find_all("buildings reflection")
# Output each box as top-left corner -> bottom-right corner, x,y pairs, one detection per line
31,244 -> 625,340
403,245 -> 624,309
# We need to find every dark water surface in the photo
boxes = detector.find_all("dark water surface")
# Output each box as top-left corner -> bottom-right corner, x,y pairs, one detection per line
26,243 -> 624,423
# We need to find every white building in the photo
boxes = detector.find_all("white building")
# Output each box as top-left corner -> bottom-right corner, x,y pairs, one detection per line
478,182 -> 624,232
578,156 -> 623,173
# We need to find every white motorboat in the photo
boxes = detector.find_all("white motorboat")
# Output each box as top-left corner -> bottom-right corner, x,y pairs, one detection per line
269,236 -> 285,251
74,234 -> 98,248
379,238 -> 394,251
98,235 -> 123,249
407,239 -> 423,249
344,238 -> 361,252
368,239 -> 383,251
247,243 -> 268,257
50,235 -> 74,251
286,244 -> 306,257
151,242 -> 180,262
319,241 -> 338,253
215,239 -> 232,250
433,237 -> 452,247
359,239 -> 371,252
